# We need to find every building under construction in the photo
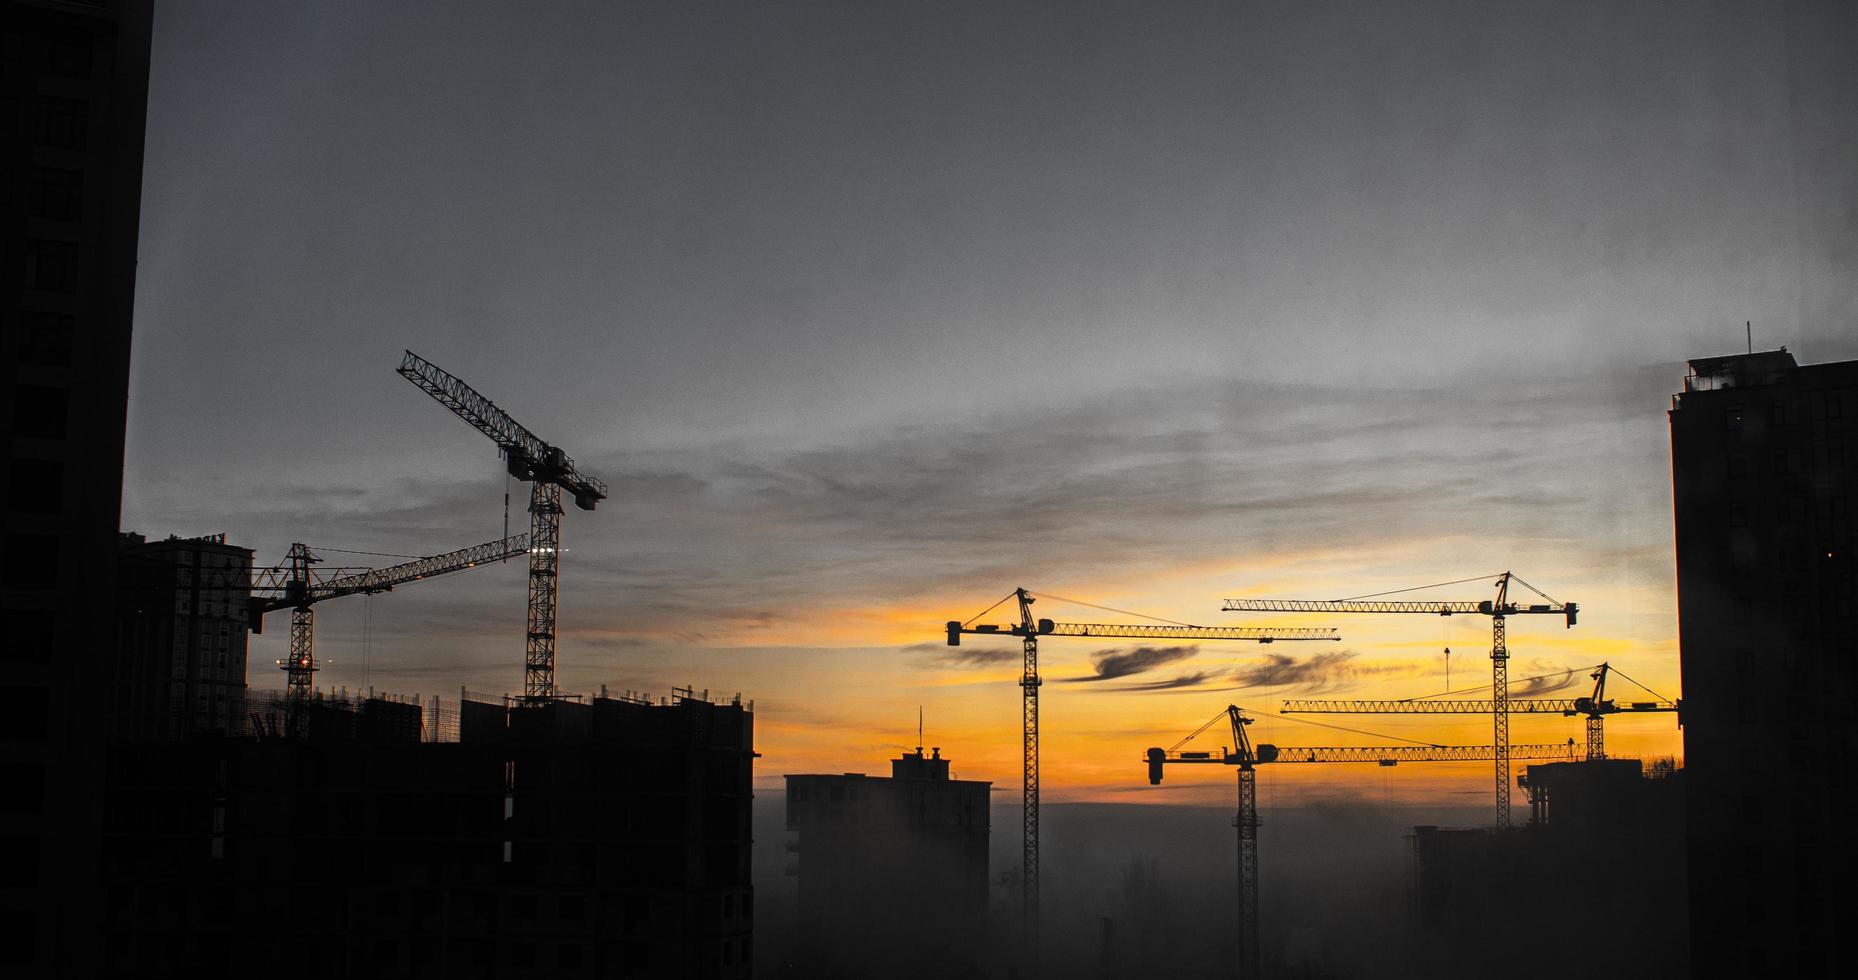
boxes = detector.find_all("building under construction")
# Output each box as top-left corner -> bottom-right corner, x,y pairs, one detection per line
113,532 -> 255,740
782,747 -> 990,979
1408,757 -> 1687,980
101,688 -> 755,980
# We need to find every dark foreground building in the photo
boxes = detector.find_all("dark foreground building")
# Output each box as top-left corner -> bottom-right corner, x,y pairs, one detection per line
1409,758 -> 1687,979
1669,350 -> 1854,975
102,690 -> 755,979
783,748 -> 990,978
1,1 -> 153,975
113,531 -> 256,739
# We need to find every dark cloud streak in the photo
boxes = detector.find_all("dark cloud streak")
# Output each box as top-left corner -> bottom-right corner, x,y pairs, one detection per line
1063,645 -> 1199,683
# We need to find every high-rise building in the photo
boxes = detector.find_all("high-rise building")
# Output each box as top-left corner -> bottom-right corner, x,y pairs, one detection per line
1,0 -> 152,974
1408,758 -> 1687,980
784,747 -> 990,977
1669,349 -> 1855,975
102,689 -> 756,979
114,531 -> 255,739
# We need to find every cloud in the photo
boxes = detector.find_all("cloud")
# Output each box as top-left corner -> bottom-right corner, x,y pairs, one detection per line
1160,651 -> 1428,695
918,644 -> 1020,668
1510,662 -> 1585,697
1229,651 -> 1357,689
1104,670 -> 1224,692
1063,645 -> 1199,682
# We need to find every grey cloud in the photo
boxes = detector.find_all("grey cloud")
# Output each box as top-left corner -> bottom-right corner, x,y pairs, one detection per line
1063,645 -> 1199,683
1230,652 -> 1359,689
1170,651 -> 1428,696
1104,670 -> 1224,692
1510,663 -> 1585,697
158,368 -> 1686,694
921,645 -> 1020,669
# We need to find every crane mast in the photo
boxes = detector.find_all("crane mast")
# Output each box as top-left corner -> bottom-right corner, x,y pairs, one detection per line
1145,706 -> 1577,979
945,591 -> 1340,974
398,351 -> 607,702
1223,571 -> 1577,829
243,534 -> 529,732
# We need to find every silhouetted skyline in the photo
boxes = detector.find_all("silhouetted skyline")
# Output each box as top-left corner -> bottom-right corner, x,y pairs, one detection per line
117,1 -> 1855,804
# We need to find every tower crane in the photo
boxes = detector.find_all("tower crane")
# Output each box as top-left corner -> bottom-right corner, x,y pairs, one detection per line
1144,705 -> 1577,980
944,588 -> 1341,972
245,535 -> 530,730
1280,662 -> 1680,761
1222,571 -> 1577,829
397,350 -> 608,702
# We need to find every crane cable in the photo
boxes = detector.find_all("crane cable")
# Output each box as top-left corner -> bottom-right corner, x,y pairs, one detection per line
1167,708 -> 1234,753
962,589 -> 1200,629
1337,574 -> 1506,601
1263,709 -> 1447,747
311,546 -> 428,560
1606,665 -> 1675,704
1403,662 -> 1602,702
1169,705 -> 1444,753
1335,571 -> 1564,607
959,591 -> 1018,627
1028,591 -> 1198,628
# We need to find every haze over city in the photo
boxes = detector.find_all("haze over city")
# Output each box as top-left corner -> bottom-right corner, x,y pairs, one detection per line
121,1 -> 1851,803
8,2 -> 1853,977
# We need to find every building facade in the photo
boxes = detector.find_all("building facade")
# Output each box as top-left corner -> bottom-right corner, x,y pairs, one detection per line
102,690 -> 756,979
1669,349 -> 1854,975
1,1 -> 152,975
1410,758 -> 1687,979
115,532 -> 255,739
784,748 -> 990,978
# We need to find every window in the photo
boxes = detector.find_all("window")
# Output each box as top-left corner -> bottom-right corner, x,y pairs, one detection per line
0,611 -> 51,662
44,39 -> 93,78
1726,406 -> 1745,430
0,839 -> 41,887
9,460 -> 61,515
28,168 -> 84,221
0,685 -> 51,742
13,385 -> 69,439
17,311 -> 74,366
1728,501 -> 1746,527
24,239 -> 79,292
38,95 -> 87,150
0,764 -> 45,814
1727,455 -> 1746,478
1827,397 -> 1843,421
4,533 -> 58,589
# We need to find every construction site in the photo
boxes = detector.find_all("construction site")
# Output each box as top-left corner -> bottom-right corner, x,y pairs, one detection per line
39,345 -> 1849,980
9,3 -> 1856,978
